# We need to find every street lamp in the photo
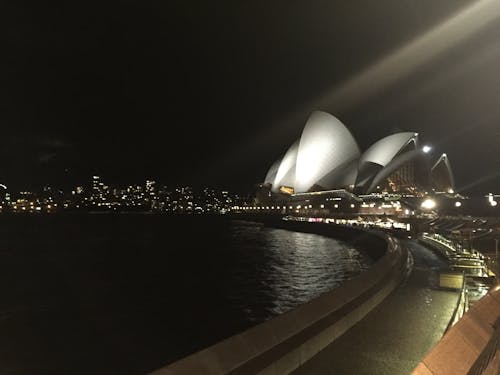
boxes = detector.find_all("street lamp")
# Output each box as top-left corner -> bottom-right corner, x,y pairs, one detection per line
421,198 -> 436,209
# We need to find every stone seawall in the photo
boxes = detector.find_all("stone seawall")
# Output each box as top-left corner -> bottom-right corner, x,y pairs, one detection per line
151,222 -> 409,375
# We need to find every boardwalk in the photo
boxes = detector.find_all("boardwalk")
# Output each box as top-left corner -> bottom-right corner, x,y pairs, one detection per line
292,240 -> 459,375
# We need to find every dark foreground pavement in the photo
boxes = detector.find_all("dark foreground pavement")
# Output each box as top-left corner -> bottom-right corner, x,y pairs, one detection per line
292,240 -> 460,375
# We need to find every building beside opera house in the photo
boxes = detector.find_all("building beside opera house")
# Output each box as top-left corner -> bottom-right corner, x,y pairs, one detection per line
256,111 -> 458,217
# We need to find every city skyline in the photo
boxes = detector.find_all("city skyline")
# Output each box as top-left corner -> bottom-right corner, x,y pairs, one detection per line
0,174 -> 252,214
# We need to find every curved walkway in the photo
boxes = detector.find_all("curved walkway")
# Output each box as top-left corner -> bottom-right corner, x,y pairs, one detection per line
292,240 -> 460,375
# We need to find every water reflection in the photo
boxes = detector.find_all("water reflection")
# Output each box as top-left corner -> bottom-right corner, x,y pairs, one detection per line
229,222 -> 372,322
0,215 -> 374,373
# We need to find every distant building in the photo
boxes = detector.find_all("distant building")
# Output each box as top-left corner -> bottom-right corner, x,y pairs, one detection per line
146,180 -> 156,194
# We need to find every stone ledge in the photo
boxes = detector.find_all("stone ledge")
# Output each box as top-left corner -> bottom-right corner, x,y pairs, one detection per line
412,285 -> 500,375
151,225 -> 407,375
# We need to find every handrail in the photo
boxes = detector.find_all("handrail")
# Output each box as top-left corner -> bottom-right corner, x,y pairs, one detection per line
443,270 -> 466,334
421,233 -> 456,253
421,234 -> 490,276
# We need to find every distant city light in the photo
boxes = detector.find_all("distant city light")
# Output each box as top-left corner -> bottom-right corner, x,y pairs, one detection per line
455,201 -> 462,207
421,198 -> 436,210
491,200 -> 498,207
422,145 -> 432,153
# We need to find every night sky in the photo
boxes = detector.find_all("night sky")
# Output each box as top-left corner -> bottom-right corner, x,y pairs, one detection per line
1,0 -> 499,194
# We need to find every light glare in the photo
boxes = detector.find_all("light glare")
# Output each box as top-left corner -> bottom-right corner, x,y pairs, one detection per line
421,198 -> 436,210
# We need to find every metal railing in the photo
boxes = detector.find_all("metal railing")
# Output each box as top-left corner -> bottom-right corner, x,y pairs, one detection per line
443,271 -> 467,334
421,233 -> 490,276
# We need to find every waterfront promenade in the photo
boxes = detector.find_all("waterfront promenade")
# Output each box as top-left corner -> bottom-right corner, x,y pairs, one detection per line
292,240 -> 459,375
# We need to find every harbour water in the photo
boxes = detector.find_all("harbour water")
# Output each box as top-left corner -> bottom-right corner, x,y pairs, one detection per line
0,214 -> 372,374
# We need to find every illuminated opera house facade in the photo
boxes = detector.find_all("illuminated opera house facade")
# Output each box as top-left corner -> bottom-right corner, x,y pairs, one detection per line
256,111 -> 455,212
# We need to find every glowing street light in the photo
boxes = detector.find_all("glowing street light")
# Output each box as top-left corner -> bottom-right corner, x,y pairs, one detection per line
455,201 -> 462,207
421,198 -> 436,210
491,200 -> 498,207
422,145 -> 432,153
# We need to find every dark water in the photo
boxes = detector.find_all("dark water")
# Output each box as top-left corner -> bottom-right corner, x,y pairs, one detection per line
0,214 -> 372,374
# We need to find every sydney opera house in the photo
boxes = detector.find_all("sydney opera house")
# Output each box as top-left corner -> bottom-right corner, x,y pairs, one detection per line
257,111 -> 454,206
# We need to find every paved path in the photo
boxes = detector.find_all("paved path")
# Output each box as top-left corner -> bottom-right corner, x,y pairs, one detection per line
292,240 -> 459,375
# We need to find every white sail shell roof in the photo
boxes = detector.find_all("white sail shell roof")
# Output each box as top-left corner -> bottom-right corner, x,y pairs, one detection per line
359,132 -> 418,168
272,140 -> 299,192
315,158 -> 359,190
264,158 -> 282,185
294,111 -> 360,193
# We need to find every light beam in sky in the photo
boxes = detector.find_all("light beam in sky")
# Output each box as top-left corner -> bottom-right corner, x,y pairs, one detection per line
268,0 -> 500,147
319,0 -> 500,111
